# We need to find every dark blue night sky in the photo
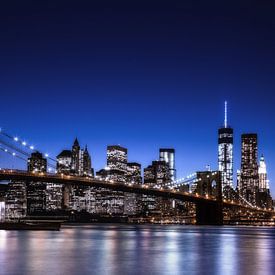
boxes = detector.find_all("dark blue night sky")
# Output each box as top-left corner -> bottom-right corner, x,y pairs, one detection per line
1,1 -> 275,195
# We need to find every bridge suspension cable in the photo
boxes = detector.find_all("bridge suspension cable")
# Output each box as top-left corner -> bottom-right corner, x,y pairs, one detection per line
0,127 -> 57,170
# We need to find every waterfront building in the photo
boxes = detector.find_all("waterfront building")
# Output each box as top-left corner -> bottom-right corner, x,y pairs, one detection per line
0,198 -> 5,222
159,148 -> 176,181
239,134 -> 259,205
46,183 -> 63,211
5,181 -> 27,220
218,101 -> 233,191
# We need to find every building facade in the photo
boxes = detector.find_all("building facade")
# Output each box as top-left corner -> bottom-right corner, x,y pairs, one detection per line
218,102 -> 233,191
159,148 -> 176,181
107,145 -> 128,182
239,134 -> 259,205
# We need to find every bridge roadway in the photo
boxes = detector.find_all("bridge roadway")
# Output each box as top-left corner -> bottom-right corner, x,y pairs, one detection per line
0,169 -> 274,221
0,169 -> 218,204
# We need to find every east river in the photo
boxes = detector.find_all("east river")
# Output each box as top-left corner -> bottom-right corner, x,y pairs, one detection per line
0,224 -> 275,275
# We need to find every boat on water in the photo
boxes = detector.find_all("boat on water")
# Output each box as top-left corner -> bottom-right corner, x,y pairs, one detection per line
0,222 -> 61,231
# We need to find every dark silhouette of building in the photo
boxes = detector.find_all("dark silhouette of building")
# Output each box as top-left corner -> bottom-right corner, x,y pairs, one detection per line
71,138 -> 81,175
27,151 -> 47,214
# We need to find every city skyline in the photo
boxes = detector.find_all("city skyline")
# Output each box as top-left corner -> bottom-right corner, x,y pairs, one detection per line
0,102 -> 274,199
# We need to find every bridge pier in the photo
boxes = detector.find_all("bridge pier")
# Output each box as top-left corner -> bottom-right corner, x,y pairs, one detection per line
196,201 -> 223,225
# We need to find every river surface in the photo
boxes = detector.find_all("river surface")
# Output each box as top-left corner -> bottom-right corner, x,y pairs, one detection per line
0,224 -> 275,275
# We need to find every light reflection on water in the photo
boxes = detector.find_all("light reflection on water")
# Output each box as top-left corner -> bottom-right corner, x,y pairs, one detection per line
0,225 -> 275,275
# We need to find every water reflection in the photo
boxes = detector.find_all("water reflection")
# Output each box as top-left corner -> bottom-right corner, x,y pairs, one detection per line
0,225 -> 274,275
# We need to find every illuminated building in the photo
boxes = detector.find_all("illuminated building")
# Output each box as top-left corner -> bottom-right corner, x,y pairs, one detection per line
57,139 -> 94,212
144,161 -> 171,187
83,146 -> 93,176
218,101 -> 233,191
5,181 -> 27,220
71,138 -> 80,175
70,139 -> 93,177
46,183 -> 63,211
91,146 -> 129,215
239,134 -> 259,205
107,145 -> 128,182
126,162 -> 142,184
0,199 -> 5,222
27,151 -> 47,173
258,155 -> 268,191
57,139 -> 93,176
124,162 -> 142,215
57,150 -> 72,175
143,161 -> 171,215
257,154 -> 273,208
159,148 -> 176,181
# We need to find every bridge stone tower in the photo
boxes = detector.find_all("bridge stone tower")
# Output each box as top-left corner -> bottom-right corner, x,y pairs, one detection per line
194,171 -> 223,225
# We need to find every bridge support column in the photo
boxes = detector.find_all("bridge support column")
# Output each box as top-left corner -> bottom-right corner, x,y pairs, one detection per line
196,201 -> 223,225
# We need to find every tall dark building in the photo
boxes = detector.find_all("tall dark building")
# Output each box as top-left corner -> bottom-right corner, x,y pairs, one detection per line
83,146 -> 93,176
218,101 -> 233,191
71,138 -> 80,175
159,149 -> 176,181
27,151 -> 48,214
239,134 -> 259,205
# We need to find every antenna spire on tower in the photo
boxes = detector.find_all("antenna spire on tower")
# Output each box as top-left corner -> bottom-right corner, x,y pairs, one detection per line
224,101 -> 228,128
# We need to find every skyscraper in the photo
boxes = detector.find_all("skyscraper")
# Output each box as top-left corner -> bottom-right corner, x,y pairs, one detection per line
259,155 -> 269,191
218,101 -> 233,191
107,145 -> 128,182
240,134 -> 259,205
83,145 -> 93,176
159,149 -> 176,181
27,151 -> 48,214
257,154 -> 272,208
71,138 -> 80,175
